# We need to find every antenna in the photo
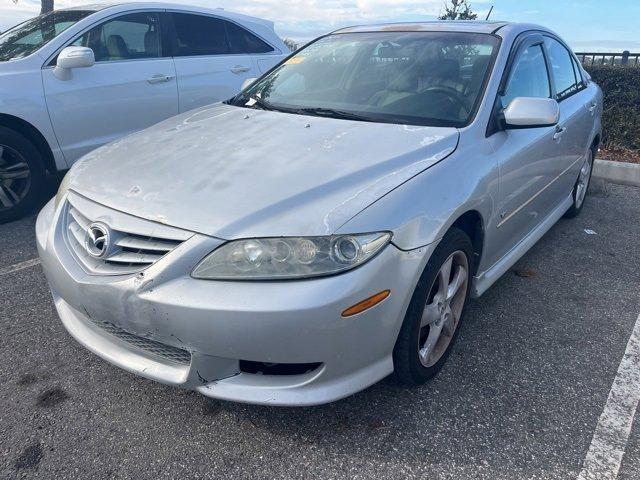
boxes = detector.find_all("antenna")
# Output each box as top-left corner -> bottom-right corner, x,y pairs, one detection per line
485,6 -> 494,21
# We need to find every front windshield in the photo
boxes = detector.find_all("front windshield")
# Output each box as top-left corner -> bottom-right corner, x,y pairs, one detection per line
0,10 -> 92,61
230,31 -> 499,127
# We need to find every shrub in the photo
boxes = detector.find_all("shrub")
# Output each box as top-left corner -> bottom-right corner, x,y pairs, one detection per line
584,65 -> 640,151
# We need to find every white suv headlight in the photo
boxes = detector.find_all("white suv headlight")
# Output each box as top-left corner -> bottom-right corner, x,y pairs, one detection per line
192,232 -> 391,280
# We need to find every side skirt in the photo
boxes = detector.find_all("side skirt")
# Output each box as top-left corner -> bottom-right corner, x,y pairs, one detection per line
471,194 -> 573,298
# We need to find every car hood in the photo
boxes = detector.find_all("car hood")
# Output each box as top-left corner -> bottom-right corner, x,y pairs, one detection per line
68,103 -> 459,239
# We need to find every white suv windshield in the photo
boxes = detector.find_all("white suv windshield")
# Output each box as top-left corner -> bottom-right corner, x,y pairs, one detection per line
0,10 -> 92,61
231,31 -> 499,127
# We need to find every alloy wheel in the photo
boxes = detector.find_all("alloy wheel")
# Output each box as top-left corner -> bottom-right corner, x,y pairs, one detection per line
0,144 -> 31,211
418,250 -> 469,368
575,150 -> 593,209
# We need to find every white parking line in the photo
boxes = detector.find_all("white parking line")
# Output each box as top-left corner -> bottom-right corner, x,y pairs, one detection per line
577,312 -> 640,480
0,258 -> 41,276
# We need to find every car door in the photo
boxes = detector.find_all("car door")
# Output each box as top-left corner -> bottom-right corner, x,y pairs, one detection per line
542,36 -> 593,197
486,35 -> 561,265
42,11 -> 179,162
168,12 -> 264,113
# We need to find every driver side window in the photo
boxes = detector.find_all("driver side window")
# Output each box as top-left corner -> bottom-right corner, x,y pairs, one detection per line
71,12 -> 162,62
502,44 -> 551,107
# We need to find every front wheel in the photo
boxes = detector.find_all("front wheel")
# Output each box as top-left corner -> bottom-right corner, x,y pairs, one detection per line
564,148 -> 594,219
393,228 -> 474,386
0,127 -> 45,224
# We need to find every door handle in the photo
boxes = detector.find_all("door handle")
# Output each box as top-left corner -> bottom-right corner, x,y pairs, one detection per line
231,65 -> 251,74
588,102 -> 597,114
553,126 -> 566,141
147,74 -> 174,84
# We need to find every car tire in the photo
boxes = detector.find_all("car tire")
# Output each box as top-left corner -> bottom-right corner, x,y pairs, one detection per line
393,227 -> 474,386
563,147 -> 595,219
0,127 -> 45,224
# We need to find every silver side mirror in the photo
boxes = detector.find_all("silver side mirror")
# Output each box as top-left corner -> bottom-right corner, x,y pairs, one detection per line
503,97 -> 559,129
241,77 -> 258,91
54,47 -> 95,80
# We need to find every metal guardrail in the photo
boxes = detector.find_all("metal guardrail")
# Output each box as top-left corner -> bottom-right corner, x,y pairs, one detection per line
576,51 -> 640,66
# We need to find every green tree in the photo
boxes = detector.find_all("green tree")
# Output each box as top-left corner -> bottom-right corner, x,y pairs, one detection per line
283,38 -> 299,53
438,0 -> 478,20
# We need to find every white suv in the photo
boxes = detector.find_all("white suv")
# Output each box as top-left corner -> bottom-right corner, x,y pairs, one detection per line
0,2 -> 287,222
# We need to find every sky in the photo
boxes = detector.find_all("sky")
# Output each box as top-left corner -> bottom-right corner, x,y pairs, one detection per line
1,0 -> 638,52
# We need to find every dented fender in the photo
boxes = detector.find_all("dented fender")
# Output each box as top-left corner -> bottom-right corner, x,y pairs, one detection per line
337,139 -> 499,271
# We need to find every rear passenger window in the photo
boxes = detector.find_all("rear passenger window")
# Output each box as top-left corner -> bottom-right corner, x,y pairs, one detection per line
226,21 -> 273,54
502,44 -> 550,107
544,37 -> 579,100
172,13 -> 228,56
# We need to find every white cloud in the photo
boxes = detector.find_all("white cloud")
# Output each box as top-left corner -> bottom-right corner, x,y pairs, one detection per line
1,1 -> 41,31
1,0 -> 452,37
0,0 -> 623,51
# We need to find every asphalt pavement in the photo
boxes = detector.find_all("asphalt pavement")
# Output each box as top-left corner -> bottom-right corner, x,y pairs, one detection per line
1,184 -> 639,480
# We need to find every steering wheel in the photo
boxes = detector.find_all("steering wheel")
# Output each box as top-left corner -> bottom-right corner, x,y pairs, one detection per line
423,86 -> 470,117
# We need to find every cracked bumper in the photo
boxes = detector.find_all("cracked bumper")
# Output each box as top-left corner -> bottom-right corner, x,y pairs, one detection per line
36,198 -> 432,406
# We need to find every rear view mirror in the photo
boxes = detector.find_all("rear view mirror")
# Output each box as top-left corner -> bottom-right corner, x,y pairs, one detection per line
54,47 -> 95,80
503,97 -> 559,129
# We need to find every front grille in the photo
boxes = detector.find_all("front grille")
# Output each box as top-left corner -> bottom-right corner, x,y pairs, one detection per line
63,195 -> 188,275
89,317 -> 191,365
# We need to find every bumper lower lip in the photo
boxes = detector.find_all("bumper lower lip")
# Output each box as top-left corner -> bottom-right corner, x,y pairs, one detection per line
36,198 -> 432,406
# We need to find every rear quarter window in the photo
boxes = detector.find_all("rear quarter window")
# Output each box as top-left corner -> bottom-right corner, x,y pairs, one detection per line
226,21 -> 274,54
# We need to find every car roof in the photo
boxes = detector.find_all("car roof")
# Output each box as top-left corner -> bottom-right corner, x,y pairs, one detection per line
334,21 -> 510,35
333,21 -> 558,37
60,2 -> 275,27
60,3 -> 116,12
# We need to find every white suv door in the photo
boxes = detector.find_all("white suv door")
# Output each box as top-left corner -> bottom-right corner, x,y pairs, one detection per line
42,12 -> 179,162
168,12 -> 272,113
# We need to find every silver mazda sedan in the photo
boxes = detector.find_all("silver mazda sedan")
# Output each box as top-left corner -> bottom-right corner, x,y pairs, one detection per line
37,21 -> 602,406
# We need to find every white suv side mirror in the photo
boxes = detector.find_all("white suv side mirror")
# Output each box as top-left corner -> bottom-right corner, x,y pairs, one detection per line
503,97 -> 559,129
54,47 -> 95,80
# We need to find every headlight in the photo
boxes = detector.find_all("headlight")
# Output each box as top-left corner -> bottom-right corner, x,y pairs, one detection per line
192,232 -> 391,280
54,170 -> 72,209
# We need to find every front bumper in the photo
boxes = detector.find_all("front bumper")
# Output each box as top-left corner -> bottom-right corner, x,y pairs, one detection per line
37,196 -> 433,406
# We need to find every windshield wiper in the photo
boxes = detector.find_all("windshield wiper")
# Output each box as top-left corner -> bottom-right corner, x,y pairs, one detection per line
239,97 -> 313,116
297,107 -> 377,122
230,98 -> 398,124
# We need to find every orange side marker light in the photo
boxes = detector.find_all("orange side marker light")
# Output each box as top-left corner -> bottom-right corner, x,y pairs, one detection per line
342,290 -> 391,317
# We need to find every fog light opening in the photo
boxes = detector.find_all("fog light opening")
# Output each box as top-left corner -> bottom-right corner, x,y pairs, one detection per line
239,361 -> 322,376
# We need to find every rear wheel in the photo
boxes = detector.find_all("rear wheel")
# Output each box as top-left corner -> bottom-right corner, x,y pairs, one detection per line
0,127 -> 45,224
393,228 -> 474,386
564,148 -> 594,219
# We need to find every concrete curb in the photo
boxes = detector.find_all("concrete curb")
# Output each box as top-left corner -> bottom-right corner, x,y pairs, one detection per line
593,159 -> 640,186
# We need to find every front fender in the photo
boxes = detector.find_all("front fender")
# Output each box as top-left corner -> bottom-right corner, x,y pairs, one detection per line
0,61 -> 66,170
336,142 -> 499,254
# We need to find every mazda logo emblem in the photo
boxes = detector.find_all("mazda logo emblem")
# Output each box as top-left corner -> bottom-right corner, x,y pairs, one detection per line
84,223 -> 110,258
